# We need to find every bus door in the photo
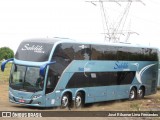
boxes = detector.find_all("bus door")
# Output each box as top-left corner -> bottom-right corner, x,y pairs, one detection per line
45,68 -> 59,107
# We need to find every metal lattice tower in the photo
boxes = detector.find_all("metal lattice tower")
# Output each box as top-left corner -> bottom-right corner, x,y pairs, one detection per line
86,0 -> 144,43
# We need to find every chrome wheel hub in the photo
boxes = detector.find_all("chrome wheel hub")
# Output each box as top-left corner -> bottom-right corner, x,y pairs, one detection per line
62,96 -> 68,107
75,96 -> 81,107
130,90 -> 135,99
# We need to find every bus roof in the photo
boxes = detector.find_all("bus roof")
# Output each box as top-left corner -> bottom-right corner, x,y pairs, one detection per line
22,38 -> 158,50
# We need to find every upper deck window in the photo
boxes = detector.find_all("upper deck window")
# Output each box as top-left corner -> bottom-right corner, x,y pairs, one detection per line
15,41 -> 54,62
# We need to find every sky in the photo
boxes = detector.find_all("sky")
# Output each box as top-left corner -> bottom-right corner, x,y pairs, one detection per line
0,0 -> 160,53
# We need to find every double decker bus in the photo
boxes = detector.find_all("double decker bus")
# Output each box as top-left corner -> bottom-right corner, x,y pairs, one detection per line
1,38 -> 159,108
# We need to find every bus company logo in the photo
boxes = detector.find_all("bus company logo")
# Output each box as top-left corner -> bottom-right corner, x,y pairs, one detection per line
114,61 -> 128,70
21,44 -> 45,53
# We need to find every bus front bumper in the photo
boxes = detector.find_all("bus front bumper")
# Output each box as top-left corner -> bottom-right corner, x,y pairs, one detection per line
9,98 -> 44,107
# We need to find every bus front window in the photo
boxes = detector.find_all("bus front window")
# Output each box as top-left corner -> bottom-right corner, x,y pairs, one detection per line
10,64 -> 44,92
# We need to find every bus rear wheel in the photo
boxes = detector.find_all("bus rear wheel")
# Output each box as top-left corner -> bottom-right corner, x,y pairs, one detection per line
61,93 -> 71,108
75,92 -> 84,108
138,87 -> 145,99
129,87 -> 137,100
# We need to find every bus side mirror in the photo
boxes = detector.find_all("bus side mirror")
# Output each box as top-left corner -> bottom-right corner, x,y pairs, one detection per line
40,61 -> 56,77
1,58 -> 14,72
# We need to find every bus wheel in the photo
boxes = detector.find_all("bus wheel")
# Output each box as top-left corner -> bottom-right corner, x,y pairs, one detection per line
75,92 -> 84,108
138,87 -> 145,99
129,87 -> 137,100
61,93 -> 70,108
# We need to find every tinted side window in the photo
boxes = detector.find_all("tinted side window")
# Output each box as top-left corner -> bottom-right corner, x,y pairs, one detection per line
66,73 -> 90,88
146,48 -> 158,61
66,71 -> 135,88
90,72 -> 118,86
52,44 -> 71,75
127,47 -> 158,61
91,45 -> 118,60
117,47 -> 129,61
91,45 -> 105,60
74,44 -> 91,60
117,71 -> 135,85
53,44 -> 73,61
127,47 -> 139,61
60,43 -> 74,61
104,46 -> 117,60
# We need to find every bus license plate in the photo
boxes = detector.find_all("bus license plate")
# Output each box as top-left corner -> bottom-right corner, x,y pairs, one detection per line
19,99 -> 25,103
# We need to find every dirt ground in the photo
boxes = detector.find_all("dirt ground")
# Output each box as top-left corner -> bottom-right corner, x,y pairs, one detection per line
0,82 -> 160,120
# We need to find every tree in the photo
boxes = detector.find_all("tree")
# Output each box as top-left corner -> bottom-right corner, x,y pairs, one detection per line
0,47 -> 14,61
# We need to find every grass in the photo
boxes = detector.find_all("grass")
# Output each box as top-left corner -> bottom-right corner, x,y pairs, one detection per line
130,102 -> 141,111
0,63 -> 12,83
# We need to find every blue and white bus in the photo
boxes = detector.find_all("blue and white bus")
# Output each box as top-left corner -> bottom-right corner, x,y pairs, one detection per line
1,38 -> 159,108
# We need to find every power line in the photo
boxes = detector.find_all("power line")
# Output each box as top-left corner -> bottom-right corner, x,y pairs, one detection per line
86,0 -> 143,43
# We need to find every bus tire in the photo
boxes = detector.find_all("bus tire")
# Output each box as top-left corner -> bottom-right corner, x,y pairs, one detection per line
75,92 -> 84,108
138,87 -> 145,99
61,93 -> 71,108
129,87 -> 137,100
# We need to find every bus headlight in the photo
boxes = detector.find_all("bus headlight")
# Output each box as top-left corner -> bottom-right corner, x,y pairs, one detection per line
32,94 -> 42,100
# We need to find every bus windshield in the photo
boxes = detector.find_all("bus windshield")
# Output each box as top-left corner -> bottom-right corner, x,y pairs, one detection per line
10,64 -> 44,92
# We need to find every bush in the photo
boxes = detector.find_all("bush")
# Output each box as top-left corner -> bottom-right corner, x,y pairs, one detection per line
0,47 -> 14,61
